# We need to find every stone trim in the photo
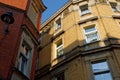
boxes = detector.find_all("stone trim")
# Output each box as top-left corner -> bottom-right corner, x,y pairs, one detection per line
112,14 -> 120,19
78,16 -> 98,24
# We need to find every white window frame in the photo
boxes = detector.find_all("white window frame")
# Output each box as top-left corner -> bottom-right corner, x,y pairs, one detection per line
54,18 -> 62,31
83,25 -> 100,43
18,42 -> 30,75
79,4 -> 91,16
91,60 -> 113,80
55,39 -> 64,57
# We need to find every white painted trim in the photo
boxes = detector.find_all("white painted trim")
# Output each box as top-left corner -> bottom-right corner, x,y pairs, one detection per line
83,24 -> 100,43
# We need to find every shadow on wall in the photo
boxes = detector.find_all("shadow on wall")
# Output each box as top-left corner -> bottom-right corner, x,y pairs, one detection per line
35,29 -> 120,79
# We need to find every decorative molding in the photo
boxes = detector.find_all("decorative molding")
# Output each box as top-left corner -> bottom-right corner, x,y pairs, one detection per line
41,1 -> 72,28
36,38 -> 120,79
50,30 -> 65,41
78,16 -> 98,24
21,24 -> 38,44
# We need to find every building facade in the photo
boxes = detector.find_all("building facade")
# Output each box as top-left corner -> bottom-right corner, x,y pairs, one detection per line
36,0 -> 120,80
0,0 -> 46,80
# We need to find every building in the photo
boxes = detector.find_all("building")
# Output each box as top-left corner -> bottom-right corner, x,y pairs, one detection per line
35,0 -> 120,80
0,0 -> 46,80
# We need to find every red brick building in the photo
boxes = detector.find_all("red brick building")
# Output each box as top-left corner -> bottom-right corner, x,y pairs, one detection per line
0,0 -> 46,80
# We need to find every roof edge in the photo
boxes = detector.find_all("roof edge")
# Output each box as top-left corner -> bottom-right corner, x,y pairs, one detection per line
41,0 -> 72,29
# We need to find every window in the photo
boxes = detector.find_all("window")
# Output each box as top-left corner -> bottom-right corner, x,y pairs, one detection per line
56,39 -> 63,57
91,61 -> 113,80
55,18 -> 62,31
110,2 -> 119,12
17,42 -> 31,75
79,4 -> 91,15
84,25 -> 99,43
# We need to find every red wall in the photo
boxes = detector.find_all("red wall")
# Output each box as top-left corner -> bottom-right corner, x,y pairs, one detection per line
0,0 -> 28,10
0,2 -> 41,80
0,6 -> 24,79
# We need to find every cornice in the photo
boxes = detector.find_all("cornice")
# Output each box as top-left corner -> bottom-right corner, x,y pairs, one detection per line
33,0 -> 46,12
41,0 -> 89,29
36,38 -> 120,79
41,0 -> 72,29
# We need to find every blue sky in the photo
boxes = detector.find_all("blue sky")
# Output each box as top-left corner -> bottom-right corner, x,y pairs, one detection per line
42,0 -> 69,23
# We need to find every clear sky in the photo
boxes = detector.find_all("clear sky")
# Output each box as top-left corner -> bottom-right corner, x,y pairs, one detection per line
42,0 -> 69,23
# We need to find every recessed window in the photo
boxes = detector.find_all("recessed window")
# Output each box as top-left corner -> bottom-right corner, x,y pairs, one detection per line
55,18 -> 62,31
17,42 -> 31,75
79,4 -> 91,15
84,25 -> 99,43
91,61 -> 113,80
55,39 -> 63,57
110,2 -> 119,12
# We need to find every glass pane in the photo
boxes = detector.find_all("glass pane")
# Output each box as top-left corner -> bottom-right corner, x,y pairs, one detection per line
92,61 -> 109,73
55,18 -> 61,30
80,5 -> 88,11
21,57 -> 26,72
85,27 -> 96,33
81,10 -> 90,15
57,39 -> 62,47
86,33 -> 98,42
95,73 -> 112,80
57,45 -> 63,57
110,2 -> 117,11
80,4 -> 90,15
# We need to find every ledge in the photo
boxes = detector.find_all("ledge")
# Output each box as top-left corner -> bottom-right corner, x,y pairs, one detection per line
112,15 -> 120,19
35,64 -> 51,79
78,16 -> 98,24
35,38 -> 120,79
50,30 -> 65,41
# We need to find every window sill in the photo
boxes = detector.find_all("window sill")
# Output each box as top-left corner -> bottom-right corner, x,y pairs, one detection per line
86,40 -> 100,44
52,54 -> 66,66
78,16 -> 98,24
112,14 -> 120,19
81,12 -> 92,16
54,28 -> 62,36
113,10 -> 120,13
51,30 -> 65,41
82,40 -> 101,51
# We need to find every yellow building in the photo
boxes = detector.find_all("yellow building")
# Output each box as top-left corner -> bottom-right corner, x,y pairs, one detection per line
36,0 -> 120,80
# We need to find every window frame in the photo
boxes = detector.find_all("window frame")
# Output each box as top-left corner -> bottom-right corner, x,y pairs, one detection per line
83,25 -> 100,43
79,4 -> 91,16
17,41 -> 31,75
55,39 -> 64,58
54,18 -> 62,31
91,60 -> 113,80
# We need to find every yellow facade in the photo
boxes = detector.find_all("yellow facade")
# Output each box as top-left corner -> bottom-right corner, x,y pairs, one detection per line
36,0 -> 120,80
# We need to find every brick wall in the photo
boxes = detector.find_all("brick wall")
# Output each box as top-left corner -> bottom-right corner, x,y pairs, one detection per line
0,5 -> 24,79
